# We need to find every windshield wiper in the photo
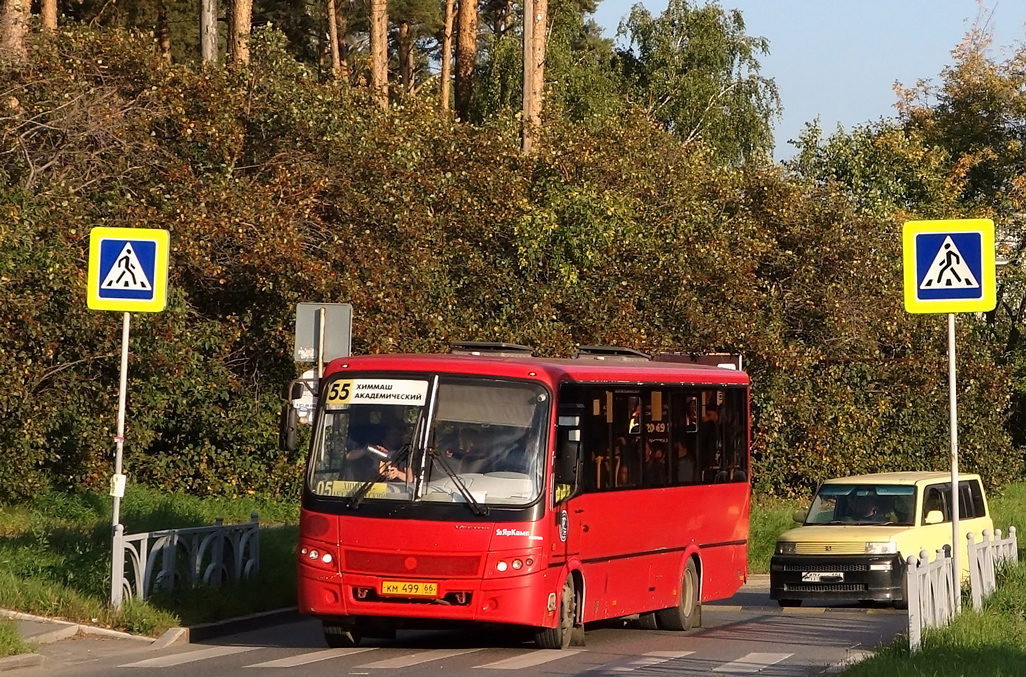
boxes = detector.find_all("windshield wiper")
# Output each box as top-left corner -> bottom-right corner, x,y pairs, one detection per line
428,449 -> 488,517
348,444 -> 412,509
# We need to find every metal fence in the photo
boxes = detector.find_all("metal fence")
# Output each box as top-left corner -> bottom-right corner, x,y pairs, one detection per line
906,526 -> 1019,651
111,513 -> 260,608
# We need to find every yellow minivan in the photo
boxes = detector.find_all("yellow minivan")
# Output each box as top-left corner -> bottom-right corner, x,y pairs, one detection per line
770,471 -> 993,608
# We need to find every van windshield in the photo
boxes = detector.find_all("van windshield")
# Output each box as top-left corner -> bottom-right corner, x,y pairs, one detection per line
307,375 -> 549,507
804,484 -> 917,526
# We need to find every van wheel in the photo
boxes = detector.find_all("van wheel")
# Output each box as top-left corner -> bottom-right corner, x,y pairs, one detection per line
778,599 -> 802,607
323,621 -> 361,648
656,559 -> 700,631
535,578 -> 576,649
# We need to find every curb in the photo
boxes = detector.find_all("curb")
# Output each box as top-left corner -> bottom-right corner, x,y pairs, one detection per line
183,607 -> 300,644
0,653 -> 45,673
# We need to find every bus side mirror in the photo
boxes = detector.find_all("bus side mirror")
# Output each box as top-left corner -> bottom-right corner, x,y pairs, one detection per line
279,403 -> 299,453
924,509 -> 944,525
554,416 -> 581,504
792,509 -> 807,524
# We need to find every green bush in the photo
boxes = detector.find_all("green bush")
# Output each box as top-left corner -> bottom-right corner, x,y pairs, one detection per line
0,25 -> 1021,503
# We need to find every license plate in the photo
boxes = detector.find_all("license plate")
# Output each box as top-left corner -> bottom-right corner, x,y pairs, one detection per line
802,571 -> 843,583
381,580 -> 439,597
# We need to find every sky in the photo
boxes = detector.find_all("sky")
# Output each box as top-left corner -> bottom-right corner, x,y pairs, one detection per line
591,1 -> 1026,161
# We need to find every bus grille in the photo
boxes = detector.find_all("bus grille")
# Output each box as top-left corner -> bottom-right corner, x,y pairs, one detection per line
345,550 -> 481,576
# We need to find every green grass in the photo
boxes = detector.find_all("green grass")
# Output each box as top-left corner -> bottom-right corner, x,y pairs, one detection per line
0,485 -> 299,637
840,560 -> 1026,676
0,619 -> 31,659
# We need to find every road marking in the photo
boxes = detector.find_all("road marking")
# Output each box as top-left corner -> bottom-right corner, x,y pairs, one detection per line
119,646 -> 258,668
713,652 -> 793,673
357,648 -> 484,668
245,647 -> 375,668
475,649 -> 583,669
598,651 -> 694,672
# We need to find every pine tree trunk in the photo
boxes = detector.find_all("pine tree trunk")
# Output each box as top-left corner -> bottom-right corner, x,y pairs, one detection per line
199,0 -> 218,63
440,0 -> 455,111
0,0 -> 31,61
398,21 -> 414,95
326,0 -> 341,77
369,0 -> 388,108
228,0 -> 252,65
157,0 -> 172,62
454,0 -> 478,121
41,0 -> 58,32
522,0 -> 546,153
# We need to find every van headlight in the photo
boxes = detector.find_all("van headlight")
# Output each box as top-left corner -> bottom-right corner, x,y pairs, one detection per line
776,541 -> 797,555
865,541 -> 896,555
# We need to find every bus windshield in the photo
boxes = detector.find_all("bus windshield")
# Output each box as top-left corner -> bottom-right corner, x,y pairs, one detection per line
308,375 -> 548,507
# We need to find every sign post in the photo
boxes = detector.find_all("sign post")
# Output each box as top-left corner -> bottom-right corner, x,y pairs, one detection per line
902,218 -> 995,612
88,227 -> 170,608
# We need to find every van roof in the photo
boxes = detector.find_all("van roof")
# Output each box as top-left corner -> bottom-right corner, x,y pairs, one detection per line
821,471 -> 982,486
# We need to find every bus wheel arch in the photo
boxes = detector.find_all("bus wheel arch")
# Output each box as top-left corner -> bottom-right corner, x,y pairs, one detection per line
656,555 -> 701,631
534,573 -> 579,649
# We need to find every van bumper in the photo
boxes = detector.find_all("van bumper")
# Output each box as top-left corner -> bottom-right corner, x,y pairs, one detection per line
769,554 -> 905,603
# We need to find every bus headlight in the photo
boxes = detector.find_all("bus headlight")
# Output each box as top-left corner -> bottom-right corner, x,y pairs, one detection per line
865,542 -> 896,555
776,541 -> 796,555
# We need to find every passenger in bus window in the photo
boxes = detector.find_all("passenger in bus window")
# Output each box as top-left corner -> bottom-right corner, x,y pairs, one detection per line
644,441 -> 668,486
674,438 -> 697,484
616,464 -> 632,488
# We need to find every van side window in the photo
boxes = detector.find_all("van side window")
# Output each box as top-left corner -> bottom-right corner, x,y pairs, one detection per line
922,486 -> 948,523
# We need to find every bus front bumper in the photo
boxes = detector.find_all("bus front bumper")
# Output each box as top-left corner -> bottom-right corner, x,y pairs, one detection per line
769,554 -> 905,604
298,566 -> 560,629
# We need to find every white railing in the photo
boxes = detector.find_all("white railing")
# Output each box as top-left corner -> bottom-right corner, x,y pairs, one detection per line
967,526 -> 1018,611
111,513 -> 260,608
905,545 -> 956,652
906,525 -> 1018,651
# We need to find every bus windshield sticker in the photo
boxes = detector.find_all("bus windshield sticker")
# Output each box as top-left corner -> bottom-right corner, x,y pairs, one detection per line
324,379 -> 429,410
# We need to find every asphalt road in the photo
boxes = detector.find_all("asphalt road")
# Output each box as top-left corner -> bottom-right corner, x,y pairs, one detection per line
15,581 -> 908,677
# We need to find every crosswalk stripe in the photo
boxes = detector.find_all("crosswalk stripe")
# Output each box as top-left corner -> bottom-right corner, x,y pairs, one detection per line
712,652 -> 793,673
475,649 -> 583,669
245,647 -> 376,668
602,651 -> 695,673
119,646 -> 258,668
357,648 -> 484,668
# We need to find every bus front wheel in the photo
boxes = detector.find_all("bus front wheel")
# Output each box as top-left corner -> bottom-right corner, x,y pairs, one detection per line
656,559 -> 700,631
323,621 -> 361,648
535,577 -> 576,649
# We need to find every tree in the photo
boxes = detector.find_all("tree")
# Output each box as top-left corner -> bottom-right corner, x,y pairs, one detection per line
615,0 -> 779,165
0,0 -> 32,61
229,0 -> 254,64
370,0 -> 388,106
440,0 -> 455,109
454,0 -> 477,120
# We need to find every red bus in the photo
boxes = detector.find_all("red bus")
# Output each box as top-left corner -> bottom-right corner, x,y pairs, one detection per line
282,343 -> 751,649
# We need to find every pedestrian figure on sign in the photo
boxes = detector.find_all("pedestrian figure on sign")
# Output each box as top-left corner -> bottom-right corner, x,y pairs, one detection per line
112,247 -> 139,287
931,243 -> 961,287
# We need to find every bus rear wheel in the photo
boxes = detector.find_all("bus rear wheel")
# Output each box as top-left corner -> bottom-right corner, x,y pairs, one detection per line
656,559 -> 700,631
323,621 -> 361,648
535,577 -> 576,649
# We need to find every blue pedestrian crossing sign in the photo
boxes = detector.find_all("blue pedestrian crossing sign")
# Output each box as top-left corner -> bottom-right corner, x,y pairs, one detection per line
903,219 -> 995,314
87,227 -> 170,312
